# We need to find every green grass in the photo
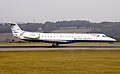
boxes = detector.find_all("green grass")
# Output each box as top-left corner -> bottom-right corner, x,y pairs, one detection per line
0,50 -> 120,74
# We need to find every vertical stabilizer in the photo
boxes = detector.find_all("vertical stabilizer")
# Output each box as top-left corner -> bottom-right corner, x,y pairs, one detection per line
7,22 -> 24,38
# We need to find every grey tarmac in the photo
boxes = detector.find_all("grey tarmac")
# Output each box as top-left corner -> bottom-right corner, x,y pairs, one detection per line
0,44 -> 120,51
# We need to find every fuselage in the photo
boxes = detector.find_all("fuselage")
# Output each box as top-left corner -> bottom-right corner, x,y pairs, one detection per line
19,31 -> 116,44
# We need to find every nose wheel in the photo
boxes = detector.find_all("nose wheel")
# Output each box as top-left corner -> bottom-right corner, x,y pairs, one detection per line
52,43 -> 59,47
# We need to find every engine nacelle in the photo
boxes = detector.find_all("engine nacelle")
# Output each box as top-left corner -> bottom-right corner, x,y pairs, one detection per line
23,32 -> 39,39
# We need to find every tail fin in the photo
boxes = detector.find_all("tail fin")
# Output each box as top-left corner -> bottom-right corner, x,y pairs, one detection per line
7,22 -> 24,38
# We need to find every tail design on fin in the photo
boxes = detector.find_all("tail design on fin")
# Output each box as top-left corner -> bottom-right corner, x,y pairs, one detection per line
7,22 -> 24,38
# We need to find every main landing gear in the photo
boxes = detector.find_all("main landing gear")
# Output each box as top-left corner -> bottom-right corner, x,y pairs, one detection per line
52,43 -> 59,47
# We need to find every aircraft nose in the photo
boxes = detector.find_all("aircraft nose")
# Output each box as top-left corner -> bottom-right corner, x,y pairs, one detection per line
112,38 -> 117,42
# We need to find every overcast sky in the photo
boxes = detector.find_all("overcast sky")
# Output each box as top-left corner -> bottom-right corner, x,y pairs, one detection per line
0,0 -> 120,23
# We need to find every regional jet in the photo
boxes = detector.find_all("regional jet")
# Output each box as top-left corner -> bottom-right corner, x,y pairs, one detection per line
7,22 -> 116,46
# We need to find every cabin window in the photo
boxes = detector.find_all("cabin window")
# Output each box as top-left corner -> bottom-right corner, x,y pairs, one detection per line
102,35 -> 106,37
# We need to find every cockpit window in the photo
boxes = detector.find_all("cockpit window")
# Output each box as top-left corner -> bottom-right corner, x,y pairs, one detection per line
97,35 -> 99,37
102,35 -> 107,37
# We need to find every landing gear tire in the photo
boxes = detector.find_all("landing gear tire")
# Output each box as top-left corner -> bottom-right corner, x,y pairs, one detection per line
52,43 -> 59,47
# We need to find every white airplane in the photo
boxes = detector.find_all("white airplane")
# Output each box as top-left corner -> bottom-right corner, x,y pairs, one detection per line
7,22 -> 116,46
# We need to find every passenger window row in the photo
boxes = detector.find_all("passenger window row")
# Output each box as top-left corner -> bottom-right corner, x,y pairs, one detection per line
41,36 -> 89,38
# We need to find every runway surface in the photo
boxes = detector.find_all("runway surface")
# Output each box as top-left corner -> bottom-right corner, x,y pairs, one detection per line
0,44 -> 120,51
